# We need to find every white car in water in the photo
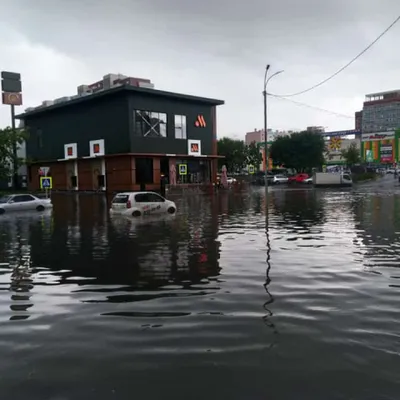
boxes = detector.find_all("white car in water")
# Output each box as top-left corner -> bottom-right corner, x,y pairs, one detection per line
110,191 -> 177,217
0,194 -> 53,215
272,175 -> 289,184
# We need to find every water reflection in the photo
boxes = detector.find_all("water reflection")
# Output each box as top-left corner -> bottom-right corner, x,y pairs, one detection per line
263,207 -> 277,336
353,194 -> 400,282
28,195 -> 221,309
269,189 -> 326,229
1,190 -> 400,399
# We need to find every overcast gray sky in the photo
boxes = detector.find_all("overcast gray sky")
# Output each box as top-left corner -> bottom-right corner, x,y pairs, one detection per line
0,0 -> 399,137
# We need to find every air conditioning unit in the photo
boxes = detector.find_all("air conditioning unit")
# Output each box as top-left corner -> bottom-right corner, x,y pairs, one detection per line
138,82 -> 155,89
54,96 -> 71,104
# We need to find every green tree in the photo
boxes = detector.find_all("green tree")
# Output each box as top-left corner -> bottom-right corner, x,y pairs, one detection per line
0,127 -> 28,181
269,131 -> 325,172
217,137 -> 247,172
245,141 -> 262,171
341,142 -> 361,166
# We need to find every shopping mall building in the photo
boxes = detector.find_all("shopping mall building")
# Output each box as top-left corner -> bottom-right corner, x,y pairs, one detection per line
16,75 -> 224,192
357,90 -> 400,164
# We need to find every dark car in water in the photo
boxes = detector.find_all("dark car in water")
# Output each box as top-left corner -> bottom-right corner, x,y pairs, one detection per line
251,171 -> 274,186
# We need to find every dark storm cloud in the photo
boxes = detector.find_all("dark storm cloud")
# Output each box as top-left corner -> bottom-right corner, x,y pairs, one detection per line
3,0 -> 397,66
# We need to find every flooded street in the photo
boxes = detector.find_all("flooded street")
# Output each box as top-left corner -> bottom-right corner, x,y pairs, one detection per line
1,178 -> 400,399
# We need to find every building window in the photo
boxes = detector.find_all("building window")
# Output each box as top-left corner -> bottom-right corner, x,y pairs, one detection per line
174,115 -> 187,139
134,110 -> 167,138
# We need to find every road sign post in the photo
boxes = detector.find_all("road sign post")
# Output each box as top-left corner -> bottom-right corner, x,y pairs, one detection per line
248,165 -> 255,174
40,177 -> 52,199
178,164 -> 187,175
1,71 -> 23,190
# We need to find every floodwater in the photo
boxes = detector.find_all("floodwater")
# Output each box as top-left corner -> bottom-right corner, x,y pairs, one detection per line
1,176 -> 400,399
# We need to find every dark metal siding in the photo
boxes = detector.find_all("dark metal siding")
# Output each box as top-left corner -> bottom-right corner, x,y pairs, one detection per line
23,90 -> 219,162
128,93 -> 215,155
24,93 -> 130,161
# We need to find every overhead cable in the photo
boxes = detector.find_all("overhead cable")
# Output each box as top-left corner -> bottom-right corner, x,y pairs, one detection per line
271,15 -> 400,97
269,93 -> 354,119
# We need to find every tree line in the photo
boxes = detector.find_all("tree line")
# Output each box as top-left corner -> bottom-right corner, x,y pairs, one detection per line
217,138 -> 263,172
218,131 -> 361,173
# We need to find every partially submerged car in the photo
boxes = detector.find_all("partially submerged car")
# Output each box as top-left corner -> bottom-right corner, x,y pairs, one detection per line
0,194 -> 53,215
110,192 -> 177,217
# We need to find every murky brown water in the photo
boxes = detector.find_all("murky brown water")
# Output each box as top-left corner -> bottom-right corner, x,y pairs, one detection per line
1,178 -> 400,399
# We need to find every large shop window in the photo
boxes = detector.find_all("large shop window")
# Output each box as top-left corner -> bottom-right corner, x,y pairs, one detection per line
176,159 -> 211,184
136,158 -> 154,184
174,115 -> 187,139
134,110 -> 167,138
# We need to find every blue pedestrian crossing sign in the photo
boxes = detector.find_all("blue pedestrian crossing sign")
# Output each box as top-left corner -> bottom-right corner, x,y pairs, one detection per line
178,164 -> 187,175
40,177 -> 52,189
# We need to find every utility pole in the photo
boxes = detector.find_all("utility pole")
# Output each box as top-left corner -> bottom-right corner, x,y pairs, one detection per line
1,71 -> 23,190
263,66 -> 284,196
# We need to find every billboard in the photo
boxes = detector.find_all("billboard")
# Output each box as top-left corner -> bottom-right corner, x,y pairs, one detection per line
322,129 -> 361,137
362,131 -> 395,142
380,145 -> 393,162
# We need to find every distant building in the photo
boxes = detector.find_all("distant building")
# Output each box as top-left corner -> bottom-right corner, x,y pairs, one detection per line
245,129 -> 266,145
355,111 -> 362,131
359,90 -> 400,164
245,128 -> 291,146
306,126 -> 325,133
362,90 -> 400,133
24,73 -> 155,113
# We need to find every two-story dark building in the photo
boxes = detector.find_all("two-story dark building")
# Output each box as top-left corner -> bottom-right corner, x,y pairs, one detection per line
16,84 -> 224,192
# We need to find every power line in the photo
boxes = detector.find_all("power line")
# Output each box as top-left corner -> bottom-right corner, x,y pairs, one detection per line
268,93 -> 354,119
271,14 -> 400,97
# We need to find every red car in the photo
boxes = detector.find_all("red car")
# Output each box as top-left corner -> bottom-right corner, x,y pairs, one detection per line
288,173 -> 309,183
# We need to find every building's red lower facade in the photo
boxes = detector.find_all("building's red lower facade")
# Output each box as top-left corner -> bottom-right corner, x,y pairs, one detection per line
28,154 -> 219,193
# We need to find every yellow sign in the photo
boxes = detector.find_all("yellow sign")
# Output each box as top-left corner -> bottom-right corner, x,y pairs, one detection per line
40,176 -> 52,189
248,165 -> 255,174
178,164 -> 187,175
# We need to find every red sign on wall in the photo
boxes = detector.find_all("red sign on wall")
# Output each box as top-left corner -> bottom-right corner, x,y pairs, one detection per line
67,146 -> 73,156
190,143 -> 199,153
93,143 -> 100,154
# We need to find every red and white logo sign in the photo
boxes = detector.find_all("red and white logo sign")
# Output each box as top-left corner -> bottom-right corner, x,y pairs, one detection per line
89,139 -> 105,157
64,143 -> 77,159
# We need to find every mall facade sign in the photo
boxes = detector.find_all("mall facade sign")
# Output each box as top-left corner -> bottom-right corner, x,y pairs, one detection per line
361,131 -> 395,142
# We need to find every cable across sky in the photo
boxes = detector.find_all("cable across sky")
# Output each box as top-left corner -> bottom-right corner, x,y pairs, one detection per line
271,14 -> 400,98
268,93 -> 354,119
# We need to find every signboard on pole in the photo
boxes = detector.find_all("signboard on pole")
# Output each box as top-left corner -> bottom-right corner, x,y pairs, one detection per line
40,177 -> 52,190
39,166 -> 50,176
248,165 -> 255,174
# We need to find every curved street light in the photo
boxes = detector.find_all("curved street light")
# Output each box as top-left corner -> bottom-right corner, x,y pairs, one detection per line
263,66 -> 284,192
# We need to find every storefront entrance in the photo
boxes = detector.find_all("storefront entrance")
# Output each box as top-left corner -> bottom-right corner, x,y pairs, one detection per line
175,159 -> 211,184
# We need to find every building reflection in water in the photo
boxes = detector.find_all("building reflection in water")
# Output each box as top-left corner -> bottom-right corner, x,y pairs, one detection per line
0,216 -> 50,321
26,194 -> 221,303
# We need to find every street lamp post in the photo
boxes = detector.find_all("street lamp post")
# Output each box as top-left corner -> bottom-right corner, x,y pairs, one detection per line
263,65 -> 284,194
